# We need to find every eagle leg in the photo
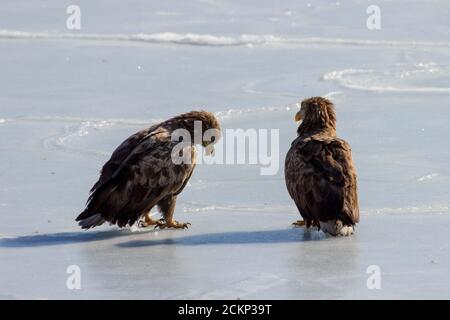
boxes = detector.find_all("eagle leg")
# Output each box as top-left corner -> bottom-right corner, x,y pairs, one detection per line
154,195 -> 191,229
292,219 -> 320,229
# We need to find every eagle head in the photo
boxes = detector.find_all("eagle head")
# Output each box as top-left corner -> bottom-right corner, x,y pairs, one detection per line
295,97 -> 337,134
198,111 -> 221,156
170,110 -> 221,156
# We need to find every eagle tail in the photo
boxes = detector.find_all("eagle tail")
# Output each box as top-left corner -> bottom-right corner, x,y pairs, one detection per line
76,210 -> 106,230
76,181 -> 113,229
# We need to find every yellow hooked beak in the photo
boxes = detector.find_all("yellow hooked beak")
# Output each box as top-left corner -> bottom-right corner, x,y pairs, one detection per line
205,144 -> 215,156
295,111 -> 302,122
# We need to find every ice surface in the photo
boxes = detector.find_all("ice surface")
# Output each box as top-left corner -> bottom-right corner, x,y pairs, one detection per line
2,213 -> 450,299
1,0 -> 450,299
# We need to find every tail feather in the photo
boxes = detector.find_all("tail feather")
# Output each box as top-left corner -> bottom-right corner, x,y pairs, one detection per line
77,213 -> 106,230
76,185 -> 108,229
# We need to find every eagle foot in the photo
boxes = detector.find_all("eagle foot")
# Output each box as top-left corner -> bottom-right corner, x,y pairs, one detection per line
138,216 -> 162,228
154,219 -> 191,229
292,220 -> 306,228
138,216 -> 159,228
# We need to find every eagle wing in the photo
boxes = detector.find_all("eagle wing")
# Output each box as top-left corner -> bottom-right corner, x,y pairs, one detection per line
285,136 -> 359,225
89,124 -> 159,193
77,126 -> 196,227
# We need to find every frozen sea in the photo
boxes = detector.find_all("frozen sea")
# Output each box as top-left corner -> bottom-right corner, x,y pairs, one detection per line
1,0 -> 450,299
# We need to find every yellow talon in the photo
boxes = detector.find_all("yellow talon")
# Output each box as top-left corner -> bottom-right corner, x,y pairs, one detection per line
155,220 -> 191,229
292,220 -> 306,227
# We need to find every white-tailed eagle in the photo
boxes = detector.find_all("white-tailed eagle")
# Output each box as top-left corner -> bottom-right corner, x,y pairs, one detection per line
76,111 -> 221,230
285,97 -> 359,236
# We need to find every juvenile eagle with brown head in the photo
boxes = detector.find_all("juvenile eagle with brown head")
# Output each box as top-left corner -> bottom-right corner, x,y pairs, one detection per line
284,97 -> 359,236
76,111 -> 221,230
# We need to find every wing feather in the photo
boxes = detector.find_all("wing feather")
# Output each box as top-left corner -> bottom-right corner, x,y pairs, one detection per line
285,136 -> 359,225
89,124 -> 161,193
77,126 -> 196,227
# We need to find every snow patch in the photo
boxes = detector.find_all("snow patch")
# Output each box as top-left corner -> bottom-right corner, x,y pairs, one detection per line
2,30 -> 450,48
323,63 -> 450,93
417,173 -> 439,182
0,30 -> 281,47
364,204 -> 450,215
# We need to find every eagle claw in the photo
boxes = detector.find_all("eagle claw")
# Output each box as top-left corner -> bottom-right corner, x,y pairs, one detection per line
138,216 -> 162,228
292,220 -> 306,227
154,220 -> 191,229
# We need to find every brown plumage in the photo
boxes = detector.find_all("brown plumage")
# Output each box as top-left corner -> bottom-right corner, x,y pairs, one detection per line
284,97 -> 359,236
76,111 -> 221,230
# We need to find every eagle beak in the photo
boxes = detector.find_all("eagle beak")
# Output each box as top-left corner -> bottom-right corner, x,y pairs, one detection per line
205,144 -> 215,156
295,111 -> 302,122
